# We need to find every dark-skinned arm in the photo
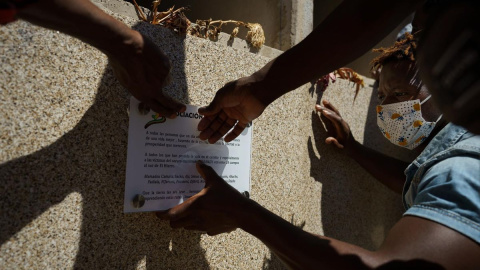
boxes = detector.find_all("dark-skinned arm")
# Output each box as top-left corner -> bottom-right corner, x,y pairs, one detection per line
158,161 -> 480,269
317,100 -> 408,193
238,199 -> 375,270
157,161 -> 375,269
347,140 -> 410,193
197,0 -> 424,143
16,0 -> 186,117
242,201 -> 478,270
252,0 -> 424,106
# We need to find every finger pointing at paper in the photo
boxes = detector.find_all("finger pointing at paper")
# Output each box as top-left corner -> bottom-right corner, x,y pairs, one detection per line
197,77 -> 267,143
156,161 -> 247,236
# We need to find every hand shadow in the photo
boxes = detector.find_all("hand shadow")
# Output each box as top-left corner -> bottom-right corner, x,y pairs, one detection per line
0,22 -> 209,269
306,110 -> 444,269
307,109 -> 402,251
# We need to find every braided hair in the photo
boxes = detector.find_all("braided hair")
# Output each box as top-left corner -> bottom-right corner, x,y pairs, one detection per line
370,32 -> 422,88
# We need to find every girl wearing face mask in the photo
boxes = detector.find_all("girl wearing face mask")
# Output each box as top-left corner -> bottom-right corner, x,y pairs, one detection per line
316,33 -> 480,268
375,62 -> 445,151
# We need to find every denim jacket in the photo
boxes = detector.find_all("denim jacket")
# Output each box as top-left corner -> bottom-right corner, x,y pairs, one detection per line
403,123 -> 480,244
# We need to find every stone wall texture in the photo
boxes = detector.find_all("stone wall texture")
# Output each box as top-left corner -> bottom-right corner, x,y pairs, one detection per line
0,4 -> 413,270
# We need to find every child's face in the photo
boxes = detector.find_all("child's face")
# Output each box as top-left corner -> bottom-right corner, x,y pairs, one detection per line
378,61 -> 423,105
378,61 -> 442,123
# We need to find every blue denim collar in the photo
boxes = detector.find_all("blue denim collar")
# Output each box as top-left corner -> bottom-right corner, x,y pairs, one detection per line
403,123 -> 471,209
410,123 -> 470,168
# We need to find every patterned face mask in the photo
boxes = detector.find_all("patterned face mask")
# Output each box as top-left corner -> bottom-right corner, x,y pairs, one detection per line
376,95 -> 442,150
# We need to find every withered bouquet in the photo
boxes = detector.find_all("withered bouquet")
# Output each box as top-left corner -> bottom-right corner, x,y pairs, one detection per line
132,0 -> 265,49
316,68 -> 365,100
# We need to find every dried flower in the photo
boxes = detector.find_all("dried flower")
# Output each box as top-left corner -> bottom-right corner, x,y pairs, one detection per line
132,0 -> 191,34
131,2 -> 265,48
316,68 -> 364,100
190,19 -> 265,48
187,24 -> 201,37
335,68 -> 364,100
245,23 -> 265,48
316,72 -> 336,92
230,27 -> 239,40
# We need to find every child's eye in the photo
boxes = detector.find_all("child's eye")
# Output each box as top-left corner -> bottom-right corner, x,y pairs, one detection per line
394,92 -> 409,97
378,94 -> 385,101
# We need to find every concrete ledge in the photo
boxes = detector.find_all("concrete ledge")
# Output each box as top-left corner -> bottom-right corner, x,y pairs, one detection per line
94,0 -> 283,59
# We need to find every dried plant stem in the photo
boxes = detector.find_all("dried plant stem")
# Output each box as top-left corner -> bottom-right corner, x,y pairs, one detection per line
130,3 -> 264,48
195,19 -> 265,48
156,7 -> 188,24
132,0 -> 147,22
210,20 -> 242,25
316,68 -> 365,100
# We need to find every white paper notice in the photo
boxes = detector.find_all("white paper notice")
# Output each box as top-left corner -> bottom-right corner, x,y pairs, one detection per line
124,97 -> 252,213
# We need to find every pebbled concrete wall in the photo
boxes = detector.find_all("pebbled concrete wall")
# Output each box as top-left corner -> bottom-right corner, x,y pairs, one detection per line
0,2 -> 411,269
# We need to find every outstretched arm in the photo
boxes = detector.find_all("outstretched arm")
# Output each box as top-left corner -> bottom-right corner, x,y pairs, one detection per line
316,100 -> 409,193
252,0 -> 422,105
157,161 -> 480,269
198,0 -> 423,142
16,0 -> 186,117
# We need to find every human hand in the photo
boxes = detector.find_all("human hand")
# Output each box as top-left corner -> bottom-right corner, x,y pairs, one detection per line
156,161 -> 249,236
315,100 -> 356,152
197,77 -> 266,143
109,30 -> 186,118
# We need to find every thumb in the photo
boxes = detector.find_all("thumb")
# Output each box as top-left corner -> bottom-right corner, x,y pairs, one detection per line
199,81 -> 236,116
155,210 -> 170,220
325,137 -> 344,149
196,160 -> 221,187
198,94 -> 222,116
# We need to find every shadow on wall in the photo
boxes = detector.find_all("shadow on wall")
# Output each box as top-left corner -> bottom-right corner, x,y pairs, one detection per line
307,82 -> 407,251
261,215 -> 306,270
0,23 -> 210,269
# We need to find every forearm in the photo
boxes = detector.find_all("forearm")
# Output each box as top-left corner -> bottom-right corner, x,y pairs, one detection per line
348,140 -> 409,193
238,199 -> 376,269
17,0 -> 135,57
252,0 -> 422,106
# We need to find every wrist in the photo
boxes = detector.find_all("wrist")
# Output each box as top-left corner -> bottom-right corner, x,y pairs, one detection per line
245,72 -> 279,108
234,75 -> 270,109
248,60 -> 292,107
232,197 -> 261,231
98,27 -> 142,59
345,137 -> 360,158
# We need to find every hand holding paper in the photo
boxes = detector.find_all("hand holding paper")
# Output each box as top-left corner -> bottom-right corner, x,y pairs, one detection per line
156,161 -> 248,236
110,33 -> 186,118
198,77 -> 266,143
